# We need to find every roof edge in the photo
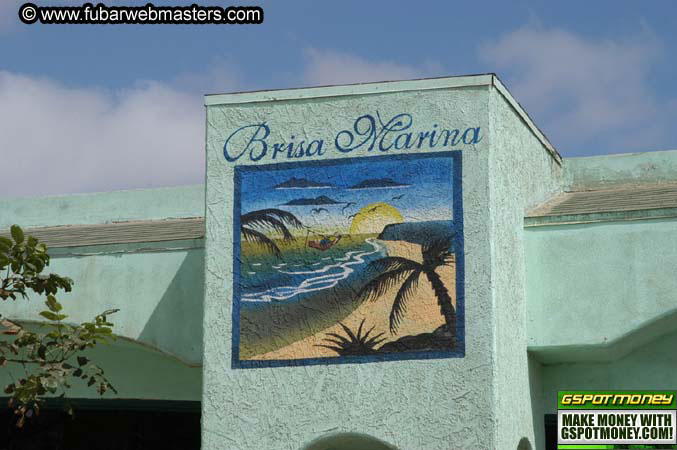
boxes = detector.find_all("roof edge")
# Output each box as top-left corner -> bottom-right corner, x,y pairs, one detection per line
491,75 -> 563,165
204,73 -> 494,106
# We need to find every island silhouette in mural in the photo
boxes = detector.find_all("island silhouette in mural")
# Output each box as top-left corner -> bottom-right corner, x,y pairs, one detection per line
233,153 -> 462,364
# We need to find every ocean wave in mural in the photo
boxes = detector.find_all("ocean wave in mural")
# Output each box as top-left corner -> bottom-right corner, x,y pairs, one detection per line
232,152 -> 464,366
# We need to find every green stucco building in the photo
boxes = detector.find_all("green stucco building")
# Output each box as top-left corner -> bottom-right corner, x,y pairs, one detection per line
2,74 -> 677,449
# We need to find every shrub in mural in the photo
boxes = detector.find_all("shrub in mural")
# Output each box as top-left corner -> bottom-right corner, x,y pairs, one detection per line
232,152 -> 463,365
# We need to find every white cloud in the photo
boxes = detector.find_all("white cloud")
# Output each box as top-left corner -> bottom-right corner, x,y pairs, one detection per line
304,48 -> 423,86
8,31 -> 673,200
480,25 -> 674,155
0,71 -> 214,198
0,50 -> 429,198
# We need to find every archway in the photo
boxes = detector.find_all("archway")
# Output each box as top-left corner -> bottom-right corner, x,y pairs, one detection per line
302,432 -> 398,450
517,437 -> 532,450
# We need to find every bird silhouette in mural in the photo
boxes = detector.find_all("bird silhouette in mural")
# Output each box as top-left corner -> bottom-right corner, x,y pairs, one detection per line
347,213 -> 358,220
367,206 -> 380,213
342,202 -> 356,213
311,207 -> 329,215
240,209 -> 303,258
391,194 -> 405,201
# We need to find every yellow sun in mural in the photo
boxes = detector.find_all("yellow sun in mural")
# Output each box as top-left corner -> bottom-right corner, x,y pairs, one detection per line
349,202 -> 404,235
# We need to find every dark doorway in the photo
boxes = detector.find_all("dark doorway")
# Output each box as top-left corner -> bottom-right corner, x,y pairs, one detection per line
0,399 -> 200,450
545,414 -> 557,450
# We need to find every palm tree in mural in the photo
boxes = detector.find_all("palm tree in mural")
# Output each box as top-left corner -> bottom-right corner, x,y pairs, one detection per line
240,209 -> 303,257
356,238 -> 456,335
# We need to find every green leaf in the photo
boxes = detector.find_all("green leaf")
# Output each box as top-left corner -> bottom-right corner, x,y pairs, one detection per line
31,257 -> 45,273
10,225 -> 24,244
45,295 -> 62,312
38,311 -> 59,321
77,356 -> 88,367
37,346 -> 46,360
0,236 -> 12,247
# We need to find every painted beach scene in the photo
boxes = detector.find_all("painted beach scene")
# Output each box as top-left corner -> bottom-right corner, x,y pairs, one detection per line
234,153 -> 461,363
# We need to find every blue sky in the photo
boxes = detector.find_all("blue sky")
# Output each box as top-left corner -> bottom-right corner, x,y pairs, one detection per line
239,154 -> 454,230
1,1 -> 676,197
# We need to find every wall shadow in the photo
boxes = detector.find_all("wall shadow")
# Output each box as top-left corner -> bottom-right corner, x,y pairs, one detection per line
139,249 -> 205,366
530,306 -> 677,364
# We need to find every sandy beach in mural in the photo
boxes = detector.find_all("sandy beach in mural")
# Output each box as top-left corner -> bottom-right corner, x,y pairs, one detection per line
248,239 -> 455,360
234,154 -> 460,363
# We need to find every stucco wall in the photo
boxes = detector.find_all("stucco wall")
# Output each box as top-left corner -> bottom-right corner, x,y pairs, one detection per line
488,84 -> 563,450
203,80 -> 504,449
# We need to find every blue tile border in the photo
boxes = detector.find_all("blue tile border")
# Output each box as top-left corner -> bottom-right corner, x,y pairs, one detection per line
230,151 -> 465,368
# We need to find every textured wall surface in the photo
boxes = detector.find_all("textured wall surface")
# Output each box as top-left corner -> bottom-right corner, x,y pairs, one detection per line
203,80 -> 502,450
488,85 -> 563,450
